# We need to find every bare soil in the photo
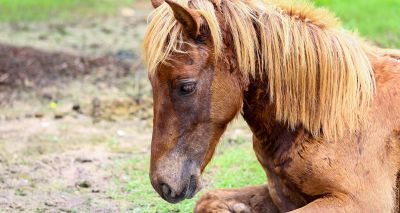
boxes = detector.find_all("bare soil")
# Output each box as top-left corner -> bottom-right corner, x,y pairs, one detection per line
0,42 -> 130,88
0,115 -> 152,212
0,3 -> 156,212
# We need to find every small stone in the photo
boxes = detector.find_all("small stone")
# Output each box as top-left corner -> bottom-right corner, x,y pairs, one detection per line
44,201 -> 56,207
74,157 -> 92,163
35,113 -> 44,118
41,122 -> 50,128
76,180 -> 91,188
72,104 -> 81,112
54,113 -> 64,119
116,130 -> 126,137
91,188 -> 101,193
15,189 -> 27,196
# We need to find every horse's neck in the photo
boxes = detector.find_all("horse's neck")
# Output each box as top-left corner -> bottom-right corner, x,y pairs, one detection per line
241,77 -> 294,150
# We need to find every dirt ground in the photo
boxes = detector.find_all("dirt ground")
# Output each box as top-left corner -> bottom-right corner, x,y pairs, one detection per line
0,116 -> 153,212
0,3 -> 157,212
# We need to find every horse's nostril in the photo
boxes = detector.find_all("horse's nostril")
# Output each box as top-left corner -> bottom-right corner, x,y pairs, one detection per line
161,184 -> 171,198
161,183 -> 175,199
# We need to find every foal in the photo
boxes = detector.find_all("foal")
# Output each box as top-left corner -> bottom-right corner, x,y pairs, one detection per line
144,0 -> 400,212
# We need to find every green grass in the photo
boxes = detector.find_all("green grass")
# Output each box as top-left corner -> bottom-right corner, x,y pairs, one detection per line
111,141 -> 265,212
0,0 -> 398,47
0,0 -> 133,22
0,0 -> 399,47
314,0 -> 400,48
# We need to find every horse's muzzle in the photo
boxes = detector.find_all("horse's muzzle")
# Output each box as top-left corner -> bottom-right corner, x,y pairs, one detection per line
159,174 -> 199,203
150,158 -> 202,203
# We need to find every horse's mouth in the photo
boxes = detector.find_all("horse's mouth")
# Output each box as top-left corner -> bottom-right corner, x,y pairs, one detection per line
162,175 -> 200,204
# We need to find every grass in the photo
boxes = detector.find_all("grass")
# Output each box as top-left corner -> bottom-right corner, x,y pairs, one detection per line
0,0 -> 133,22
111,140 -> 265,212
0,0 -> 399,48
314,0 -> 400,48
0,0 -> 398,47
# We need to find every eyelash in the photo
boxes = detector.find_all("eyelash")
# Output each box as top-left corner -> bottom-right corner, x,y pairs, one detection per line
177,81 -> 197,96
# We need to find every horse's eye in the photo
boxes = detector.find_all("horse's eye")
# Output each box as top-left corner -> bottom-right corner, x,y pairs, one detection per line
178,82 -> 196,96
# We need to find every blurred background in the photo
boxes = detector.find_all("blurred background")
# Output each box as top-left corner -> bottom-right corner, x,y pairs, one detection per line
0,0 -> 399,212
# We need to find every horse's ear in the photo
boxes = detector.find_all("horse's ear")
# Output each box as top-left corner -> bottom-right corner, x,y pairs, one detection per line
151,0 -> 164,8
165,0 -> 201,39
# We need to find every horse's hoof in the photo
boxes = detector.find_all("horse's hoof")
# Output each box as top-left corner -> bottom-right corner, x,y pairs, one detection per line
231,203 -> 251,213
195,195 -> 228,212
195,192 -> 251,213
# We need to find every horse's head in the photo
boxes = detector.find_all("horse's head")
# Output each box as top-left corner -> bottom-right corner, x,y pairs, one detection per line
145,0 -> 243,203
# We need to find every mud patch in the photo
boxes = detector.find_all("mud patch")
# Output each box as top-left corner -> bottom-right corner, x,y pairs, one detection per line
0,43 -> 130,88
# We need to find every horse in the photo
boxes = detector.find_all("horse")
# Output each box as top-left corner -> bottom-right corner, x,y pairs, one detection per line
143,0 -> 400,212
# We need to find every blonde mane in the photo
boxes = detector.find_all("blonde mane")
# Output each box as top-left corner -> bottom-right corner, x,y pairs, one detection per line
143,0 -> 376,140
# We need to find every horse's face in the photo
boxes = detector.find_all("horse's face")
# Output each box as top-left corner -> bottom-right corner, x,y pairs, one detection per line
148,0 -> 242,204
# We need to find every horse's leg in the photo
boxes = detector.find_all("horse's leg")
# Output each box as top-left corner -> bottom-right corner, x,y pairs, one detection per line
288,192 -> 394,213
287,196 -> 349,213
194,185 -> 279,213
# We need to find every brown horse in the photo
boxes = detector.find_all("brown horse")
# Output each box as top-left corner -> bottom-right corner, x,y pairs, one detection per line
144,0 -> 400,212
